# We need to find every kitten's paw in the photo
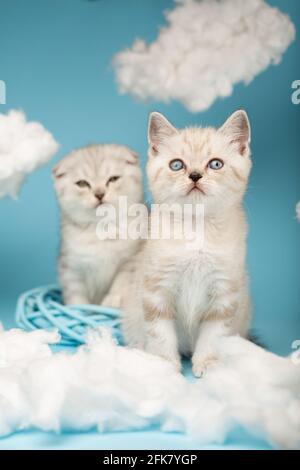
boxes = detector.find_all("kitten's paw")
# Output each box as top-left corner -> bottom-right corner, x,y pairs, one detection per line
192,354 -> 218,378
150,350 -> 181,373
169,356 -> 182,373
101,295 -> 122,309
64,296 -> 90,305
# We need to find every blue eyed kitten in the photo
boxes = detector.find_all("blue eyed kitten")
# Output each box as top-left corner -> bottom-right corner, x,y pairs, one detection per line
122,111 -> 252,377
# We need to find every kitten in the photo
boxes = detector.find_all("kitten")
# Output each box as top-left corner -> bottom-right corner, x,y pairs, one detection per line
122,110 -> 252,377
53,144 -> 143,307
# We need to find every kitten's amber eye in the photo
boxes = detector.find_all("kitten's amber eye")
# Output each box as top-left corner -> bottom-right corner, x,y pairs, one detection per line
76,180 -> 91,188
208,159 -> 224,170
169,159 -> 185,171
107,175 -> 120,185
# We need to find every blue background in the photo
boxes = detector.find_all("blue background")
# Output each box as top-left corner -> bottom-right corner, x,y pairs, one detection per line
0,0 -> 299,450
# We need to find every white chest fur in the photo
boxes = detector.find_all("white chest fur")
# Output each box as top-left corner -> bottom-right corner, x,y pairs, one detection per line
149,234 -> 234,356
177,251 -> 215,315
61,223 -> 138,303
174,247 -> 220,354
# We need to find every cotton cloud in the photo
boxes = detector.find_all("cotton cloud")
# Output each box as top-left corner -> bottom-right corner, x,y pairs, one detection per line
0,326 -> 299,448
113,0 -> 295,112
296,201 -> 300,222
0,110 -> 59,198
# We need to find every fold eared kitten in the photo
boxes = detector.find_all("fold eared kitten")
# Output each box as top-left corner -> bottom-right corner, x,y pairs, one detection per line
122,111 -> 252,377
53,144 -> 143,307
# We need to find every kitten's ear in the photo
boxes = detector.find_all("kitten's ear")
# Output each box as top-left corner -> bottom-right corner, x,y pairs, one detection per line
52,161 -> 66,179
126,149 -> 139,165
219,110 -> 251,156
148,112 -> 178,154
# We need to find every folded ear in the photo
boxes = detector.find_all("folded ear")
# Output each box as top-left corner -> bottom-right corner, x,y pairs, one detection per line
52,160 -> 66,179
219,110 -> 251,156
125,149 -> 139,165
148,112 -> 178,154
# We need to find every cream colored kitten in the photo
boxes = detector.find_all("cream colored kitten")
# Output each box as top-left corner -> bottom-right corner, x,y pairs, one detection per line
53,144 -> 143,307
122,110 -> 252,377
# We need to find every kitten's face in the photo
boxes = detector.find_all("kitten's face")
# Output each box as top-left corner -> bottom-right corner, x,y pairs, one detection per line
147,111 -> 252,213
54,144 -> 143,224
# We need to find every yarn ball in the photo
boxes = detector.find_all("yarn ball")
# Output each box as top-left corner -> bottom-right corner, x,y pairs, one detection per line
15,285 -> 123,347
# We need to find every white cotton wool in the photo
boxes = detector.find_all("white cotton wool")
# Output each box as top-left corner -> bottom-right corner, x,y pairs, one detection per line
113,0 -> 295,112
0,110 -> 59,198
296,201 -> 300,222
0,327 -> 299,448
0,328 -> 59,435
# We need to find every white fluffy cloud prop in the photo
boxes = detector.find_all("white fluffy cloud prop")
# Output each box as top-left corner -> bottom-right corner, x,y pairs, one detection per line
0,110 -> 59,198
113,0 -> 295,112
0,326 -> 299,449
296,201 -> 300,222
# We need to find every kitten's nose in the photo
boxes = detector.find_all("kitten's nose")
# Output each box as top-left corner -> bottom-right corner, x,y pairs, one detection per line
189,172 -> 202,183
95,191 -> 104,202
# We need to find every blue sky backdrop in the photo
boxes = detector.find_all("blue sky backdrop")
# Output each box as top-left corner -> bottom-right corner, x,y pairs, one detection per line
0,0 -> 299,355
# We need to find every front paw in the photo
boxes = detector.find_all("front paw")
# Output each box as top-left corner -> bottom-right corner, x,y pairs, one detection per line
162,355 -> 181,373
64,295 -> 90,305
167,355 -> 182,373
192,354 -> 218,378
101,294 -> 122,309
147,348 -> 182,373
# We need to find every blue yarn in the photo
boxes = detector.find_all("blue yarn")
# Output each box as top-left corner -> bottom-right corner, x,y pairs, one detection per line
15,285 -> 123,347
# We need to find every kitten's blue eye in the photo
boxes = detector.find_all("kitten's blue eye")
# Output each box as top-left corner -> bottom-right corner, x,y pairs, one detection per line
208,159 -> 224,170
169,159 -> 185,171
76,180 -> 91,188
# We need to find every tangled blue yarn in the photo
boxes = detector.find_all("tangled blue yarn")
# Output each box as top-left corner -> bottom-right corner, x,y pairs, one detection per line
15,285 -> 123,347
